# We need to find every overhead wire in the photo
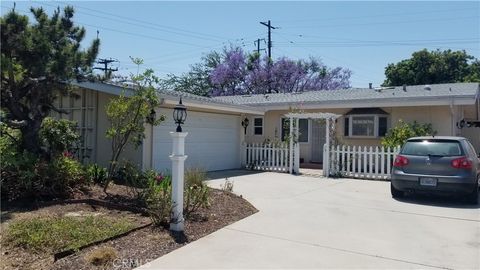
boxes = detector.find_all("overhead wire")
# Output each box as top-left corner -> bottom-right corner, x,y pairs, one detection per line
275,32 -> 378,85
275,7 -> 475,23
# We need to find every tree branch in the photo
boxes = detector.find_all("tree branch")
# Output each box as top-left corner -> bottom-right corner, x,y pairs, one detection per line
3,119 -> 28,128
47,104 -> 69,114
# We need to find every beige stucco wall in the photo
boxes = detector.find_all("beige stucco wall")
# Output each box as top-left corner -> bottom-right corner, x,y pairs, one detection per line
244,105 -> 479,163
459,103 -> 480,152
95,92 -> 143,168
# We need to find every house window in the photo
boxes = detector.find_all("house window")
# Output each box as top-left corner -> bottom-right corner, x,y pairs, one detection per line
352,116 -> 375,136
344,108 -> 389,138
281,118 -> 309,143
253,117 -> 263,135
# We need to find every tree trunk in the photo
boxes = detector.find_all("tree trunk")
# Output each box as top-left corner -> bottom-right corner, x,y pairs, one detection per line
20,120 -> 43,155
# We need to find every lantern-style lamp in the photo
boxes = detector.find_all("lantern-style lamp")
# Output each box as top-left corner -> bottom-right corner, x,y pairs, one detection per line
146,108 -> 156,124
241,117 -> 249,135
173,98 -> 187,132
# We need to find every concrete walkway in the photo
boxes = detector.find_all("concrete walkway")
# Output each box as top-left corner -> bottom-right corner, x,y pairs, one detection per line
139,171 -> 480,269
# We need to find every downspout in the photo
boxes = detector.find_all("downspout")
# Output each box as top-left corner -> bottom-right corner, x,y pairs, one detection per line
476,86 -> 480,120
449,98 -> 455,136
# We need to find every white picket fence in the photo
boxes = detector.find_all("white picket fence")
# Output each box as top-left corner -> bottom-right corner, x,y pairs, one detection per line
328,145 -> 401,180
242,143 -> 291,172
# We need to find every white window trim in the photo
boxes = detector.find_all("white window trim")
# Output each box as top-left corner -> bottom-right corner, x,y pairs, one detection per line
279,118 -> 310,144
253,116 -> 264,136
346,114 -> 389,138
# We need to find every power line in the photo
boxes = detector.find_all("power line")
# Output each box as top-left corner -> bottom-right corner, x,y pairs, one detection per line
52,1 -> 232,42
275,33 -> 378,84
5,5 -> 213,48
37,1 -> 225,43
282,16 -> 479,29
275,7 -> 475,23
276,32 -> 480,44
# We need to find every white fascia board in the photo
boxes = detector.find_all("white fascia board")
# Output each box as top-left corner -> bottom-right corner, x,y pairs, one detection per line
73,81 -> 264,115
254,96 -> 477,111
162,97 -> 264,115
72,81 -> 133,96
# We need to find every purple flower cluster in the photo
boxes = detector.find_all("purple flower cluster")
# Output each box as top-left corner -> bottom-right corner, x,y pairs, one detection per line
209,48 -> 352,96
155,174 -> 164,184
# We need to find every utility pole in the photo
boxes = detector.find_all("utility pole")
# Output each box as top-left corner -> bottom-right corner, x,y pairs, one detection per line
94,58 -> 118,79
260,20 -> 276,59
254,38 -> 266,55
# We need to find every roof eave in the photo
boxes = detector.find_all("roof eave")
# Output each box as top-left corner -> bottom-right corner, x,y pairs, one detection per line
242,95 -> 477,110
72,81 -> 264,115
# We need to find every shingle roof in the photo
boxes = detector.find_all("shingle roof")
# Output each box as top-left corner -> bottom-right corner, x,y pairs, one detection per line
212,83 -> 479,106
73,81 -> 263,113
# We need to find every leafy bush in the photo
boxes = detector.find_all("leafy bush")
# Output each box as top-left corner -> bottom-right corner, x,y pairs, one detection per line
48,155 -> 88,194
85,164 -> 108,185
184,168 -> 210,218
1,123 -> 87,200
115,161 -> 151,200
142,168 -> 210,225
381,120 -> 436,148
40,117 -> 80,158
143,173 -> 172,226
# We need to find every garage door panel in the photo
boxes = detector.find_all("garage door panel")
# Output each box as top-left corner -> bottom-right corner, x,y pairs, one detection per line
152,109 -> 240,172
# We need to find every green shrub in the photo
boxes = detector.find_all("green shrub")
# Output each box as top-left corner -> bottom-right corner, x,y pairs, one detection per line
381,120 -> 436,148
115,161 -> 150,200
143,173 -> 172,225
85,164 -> 108,185
184,168 -> 210,218
48,155 -> 88,194
40,117 -> 80,158
1,119 -> 87,201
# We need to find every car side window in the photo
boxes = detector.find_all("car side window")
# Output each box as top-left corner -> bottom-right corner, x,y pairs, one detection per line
465,141 -> 477,158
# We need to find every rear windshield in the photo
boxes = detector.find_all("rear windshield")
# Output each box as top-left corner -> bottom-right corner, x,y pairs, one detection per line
401,140 -> 463,156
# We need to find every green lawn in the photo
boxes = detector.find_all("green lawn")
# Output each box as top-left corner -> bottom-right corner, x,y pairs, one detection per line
3,216 -> 135,253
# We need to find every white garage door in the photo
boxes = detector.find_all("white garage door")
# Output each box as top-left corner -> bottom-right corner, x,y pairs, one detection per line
152,108 -> 241,172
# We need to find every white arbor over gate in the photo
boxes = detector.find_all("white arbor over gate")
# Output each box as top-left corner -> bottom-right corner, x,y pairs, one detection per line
284,112 -> 341,176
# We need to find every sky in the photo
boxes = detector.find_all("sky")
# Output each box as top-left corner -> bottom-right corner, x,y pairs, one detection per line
2,1 -> 479,88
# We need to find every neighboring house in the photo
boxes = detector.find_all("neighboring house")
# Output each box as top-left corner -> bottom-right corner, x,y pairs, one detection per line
56,82 -> 479,172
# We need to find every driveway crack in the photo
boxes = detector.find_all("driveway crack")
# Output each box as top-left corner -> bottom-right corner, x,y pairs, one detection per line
225,227 -> 453,270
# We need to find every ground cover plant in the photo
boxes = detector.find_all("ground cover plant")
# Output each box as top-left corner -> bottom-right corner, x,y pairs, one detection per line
3,216 -> 135,253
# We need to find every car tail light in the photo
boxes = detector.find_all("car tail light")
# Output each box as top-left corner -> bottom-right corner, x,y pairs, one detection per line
393,155 -> 409,167
451,157 -> 472,169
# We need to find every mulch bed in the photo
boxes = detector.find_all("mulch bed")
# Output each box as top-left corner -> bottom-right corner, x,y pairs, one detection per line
0,184 -> 258,270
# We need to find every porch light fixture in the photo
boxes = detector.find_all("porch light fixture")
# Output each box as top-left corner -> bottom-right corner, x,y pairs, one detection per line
241,117 -> 249,134
146,108 -> 156,124
173,98 -> 187,132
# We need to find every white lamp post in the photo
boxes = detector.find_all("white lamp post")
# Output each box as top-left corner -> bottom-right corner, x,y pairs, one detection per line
170,98 -> 188,232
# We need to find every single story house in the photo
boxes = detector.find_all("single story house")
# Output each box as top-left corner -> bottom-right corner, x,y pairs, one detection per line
54,82 -> 479,172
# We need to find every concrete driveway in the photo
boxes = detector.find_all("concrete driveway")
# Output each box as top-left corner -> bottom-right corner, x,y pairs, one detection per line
140,171 -> 480,269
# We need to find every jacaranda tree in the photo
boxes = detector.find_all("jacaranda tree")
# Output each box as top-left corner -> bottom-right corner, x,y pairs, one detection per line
162,46 -> 352,97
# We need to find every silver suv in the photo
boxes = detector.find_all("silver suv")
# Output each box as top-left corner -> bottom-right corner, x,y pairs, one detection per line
391,136 -> 480,204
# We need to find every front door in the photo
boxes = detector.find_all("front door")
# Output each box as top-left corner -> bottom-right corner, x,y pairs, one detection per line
311,120 -> 326,163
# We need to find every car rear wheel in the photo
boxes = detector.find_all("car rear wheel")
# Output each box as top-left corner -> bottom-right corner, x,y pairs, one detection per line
391,183 -> 404,199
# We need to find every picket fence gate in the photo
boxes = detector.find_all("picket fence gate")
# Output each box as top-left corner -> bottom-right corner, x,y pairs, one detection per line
242,142 -> 291,172
329,145 -> 401,180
